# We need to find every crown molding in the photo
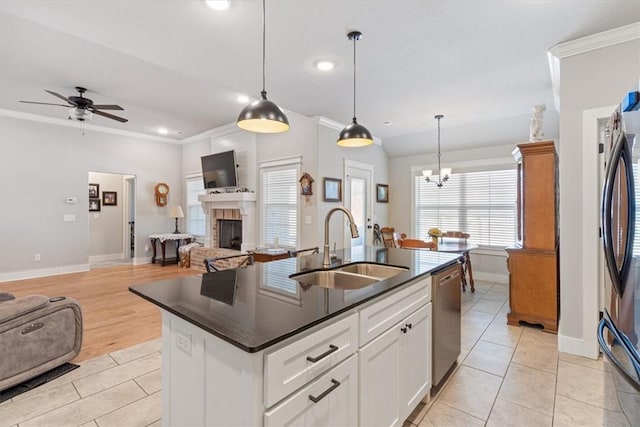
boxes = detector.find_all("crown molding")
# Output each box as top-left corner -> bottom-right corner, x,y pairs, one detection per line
179,122 -> 243,144
0,108 -> 180,143
312,115 -> 382,146
547,22 -> 640,112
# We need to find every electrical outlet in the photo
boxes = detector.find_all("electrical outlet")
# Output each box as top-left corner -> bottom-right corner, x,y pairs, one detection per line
34,254 -> 41,262
145,244 -> 150,252
175,331 -> 191,356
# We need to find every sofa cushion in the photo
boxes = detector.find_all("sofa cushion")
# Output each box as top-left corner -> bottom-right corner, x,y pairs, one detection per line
0,295 -> 49,323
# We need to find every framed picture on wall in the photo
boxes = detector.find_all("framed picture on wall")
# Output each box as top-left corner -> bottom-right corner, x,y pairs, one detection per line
89,183 -> 99,198
377,184 -> 389,203
102,191 -> 117,206
323,178 -> 342,202
89,199 -> 101,212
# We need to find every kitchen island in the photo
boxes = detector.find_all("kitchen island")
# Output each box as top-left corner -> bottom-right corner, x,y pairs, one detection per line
130,246 -> 460,426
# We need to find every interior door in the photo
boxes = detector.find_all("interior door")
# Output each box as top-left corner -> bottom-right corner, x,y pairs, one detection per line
344,160 -> 373,249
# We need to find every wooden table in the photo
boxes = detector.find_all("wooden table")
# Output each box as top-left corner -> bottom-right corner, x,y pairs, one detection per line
437,241 -> 478,292
249,248 -> 290,263
149,233 -> 194,266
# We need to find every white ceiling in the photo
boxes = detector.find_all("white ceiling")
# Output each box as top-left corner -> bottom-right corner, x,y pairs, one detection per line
1,1 -> 638,157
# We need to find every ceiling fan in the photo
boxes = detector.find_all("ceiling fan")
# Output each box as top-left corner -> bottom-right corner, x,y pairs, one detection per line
20,86 -> 128,123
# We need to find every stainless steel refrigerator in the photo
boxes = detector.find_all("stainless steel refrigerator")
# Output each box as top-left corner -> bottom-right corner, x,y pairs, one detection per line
597,86 -> 640,424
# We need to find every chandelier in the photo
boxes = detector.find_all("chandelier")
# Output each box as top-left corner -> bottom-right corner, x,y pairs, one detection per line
422,114 -> 451,187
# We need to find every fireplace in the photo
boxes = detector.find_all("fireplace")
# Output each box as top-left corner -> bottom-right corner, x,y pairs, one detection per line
198,192 -> 257,252
218,220 -> 242,250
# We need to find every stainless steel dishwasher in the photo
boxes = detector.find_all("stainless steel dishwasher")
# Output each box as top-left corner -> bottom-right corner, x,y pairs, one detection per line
431,261 -> 462,387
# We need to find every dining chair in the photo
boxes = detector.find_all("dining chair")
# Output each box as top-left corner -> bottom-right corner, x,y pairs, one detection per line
380,227 -> 397,248
442,231 -> 473,291
399,238 -> 435,250
288,247 -> 319,257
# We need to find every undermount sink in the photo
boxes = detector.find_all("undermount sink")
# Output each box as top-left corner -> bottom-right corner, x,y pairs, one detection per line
289,263 -> 409,290
334,263 -> 408,279
290,270 -> 379,290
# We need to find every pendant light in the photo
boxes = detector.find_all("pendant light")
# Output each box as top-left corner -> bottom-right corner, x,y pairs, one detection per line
422,115 -> 451,187
237,0 -> 289,133
337,31 -> 373,147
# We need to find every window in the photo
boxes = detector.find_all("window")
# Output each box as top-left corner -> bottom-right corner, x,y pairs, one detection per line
414,167 -> 517,249
260,158 -> 300,248
186,174 -> 206,237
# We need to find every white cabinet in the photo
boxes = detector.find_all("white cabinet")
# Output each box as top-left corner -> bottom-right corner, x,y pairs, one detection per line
264,313 -> 358,407
264,354 -> 358,427
359,317 -> 402,427
359,280 -> 432,427
359,278 -> 430,345
399,304 -> 432,419
161,275 -> 433,427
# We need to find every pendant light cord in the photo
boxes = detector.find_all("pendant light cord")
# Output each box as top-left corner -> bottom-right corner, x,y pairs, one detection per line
437,116 -> 442,182
262,0 -> 266,94
352,35 -> 357,120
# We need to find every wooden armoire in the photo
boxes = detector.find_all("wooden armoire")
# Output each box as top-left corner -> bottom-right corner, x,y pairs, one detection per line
506,140 -> 559,333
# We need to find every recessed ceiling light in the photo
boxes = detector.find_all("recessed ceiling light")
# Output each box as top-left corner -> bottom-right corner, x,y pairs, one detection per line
158,127 -> 169,135
383,121 -> 394,126
315,60 -> 335,71
205,0 -> 230,10
237,94 -> 250,103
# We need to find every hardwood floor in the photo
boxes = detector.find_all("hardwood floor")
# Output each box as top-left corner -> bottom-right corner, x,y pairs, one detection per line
1,264 -> 196,362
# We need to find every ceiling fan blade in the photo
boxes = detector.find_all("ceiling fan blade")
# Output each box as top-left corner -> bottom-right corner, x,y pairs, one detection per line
45,90 -> 72,104
92,109 -> 128,123
20,100 -> 72,107
91,104 -> 124,111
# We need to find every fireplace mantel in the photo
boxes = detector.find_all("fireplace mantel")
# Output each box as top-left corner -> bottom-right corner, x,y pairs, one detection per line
198,192 -> 257,215
198,192 -> 257,251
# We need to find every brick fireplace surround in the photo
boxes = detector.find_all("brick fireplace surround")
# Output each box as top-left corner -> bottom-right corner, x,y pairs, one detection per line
191,192 -> 256,273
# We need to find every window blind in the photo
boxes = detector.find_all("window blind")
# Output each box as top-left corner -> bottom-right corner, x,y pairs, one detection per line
261,164 -> 299,248
186,175 -> 206,237
414,167 -> 517,248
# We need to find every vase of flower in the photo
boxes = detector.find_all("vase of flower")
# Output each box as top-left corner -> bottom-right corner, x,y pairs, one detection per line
428,227 -> 442,250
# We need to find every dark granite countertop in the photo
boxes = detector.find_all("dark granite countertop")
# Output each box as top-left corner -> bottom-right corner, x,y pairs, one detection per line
130,246 -> 461,353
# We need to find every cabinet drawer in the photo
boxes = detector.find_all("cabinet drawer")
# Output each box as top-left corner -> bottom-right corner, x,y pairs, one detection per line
359,279 -> 430,346
264,313 -> 358,408
264,354 -> 358,427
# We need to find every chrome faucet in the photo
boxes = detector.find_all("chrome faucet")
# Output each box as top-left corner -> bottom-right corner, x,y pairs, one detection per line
323,207 -> 359,267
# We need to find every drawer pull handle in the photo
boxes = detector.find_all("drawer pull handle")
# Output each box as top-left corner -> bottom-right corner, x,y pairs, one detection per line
401,326 -> 408,333
308,379 -> 341,403
306,344 -> 339,363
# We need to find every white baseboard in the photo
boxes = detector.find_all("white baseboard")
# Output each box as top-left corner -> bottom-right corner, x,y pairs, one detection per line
133,256 -> 152,265
474,272 -> 508,284
558,334 -> 599,359
0,264 -> 90,282
89,253 -> 125,263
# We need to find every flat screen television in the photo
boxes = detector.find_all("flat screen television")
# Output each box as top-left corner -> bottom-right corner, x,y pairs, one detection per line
201,150 -> 239,190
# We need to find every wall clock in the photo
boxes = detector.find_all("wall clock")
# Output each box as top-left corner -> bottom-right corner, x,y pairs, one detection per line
155,182 -> 169,207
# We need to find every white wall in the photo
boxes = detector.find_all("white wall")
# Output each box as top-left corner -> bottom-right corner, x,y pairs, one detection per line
317,123 -> 389,251
0,115 -> 183,281
180,113 -> 389,253
88,171 -> 125,259
557,39 -> 640,355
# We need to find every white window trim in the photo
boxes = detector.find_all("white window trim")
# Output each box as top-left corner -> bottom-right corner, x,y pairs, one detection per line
185,172 -> 206,241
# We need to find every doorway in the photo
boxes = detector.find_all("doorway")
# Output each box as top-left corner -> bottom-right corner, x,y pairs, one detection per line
580,105 -> 616,358
344,160 -> 374,249
88,172 -> 136,268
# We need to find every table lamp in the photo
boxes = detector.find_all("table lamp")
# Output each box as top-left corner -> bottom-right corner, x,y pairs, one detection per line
169,206 -> 184,234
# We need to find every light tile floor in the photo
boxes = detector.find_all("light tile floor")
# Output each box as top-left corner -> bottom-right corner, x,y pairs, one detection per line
2,280 -> 639,426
